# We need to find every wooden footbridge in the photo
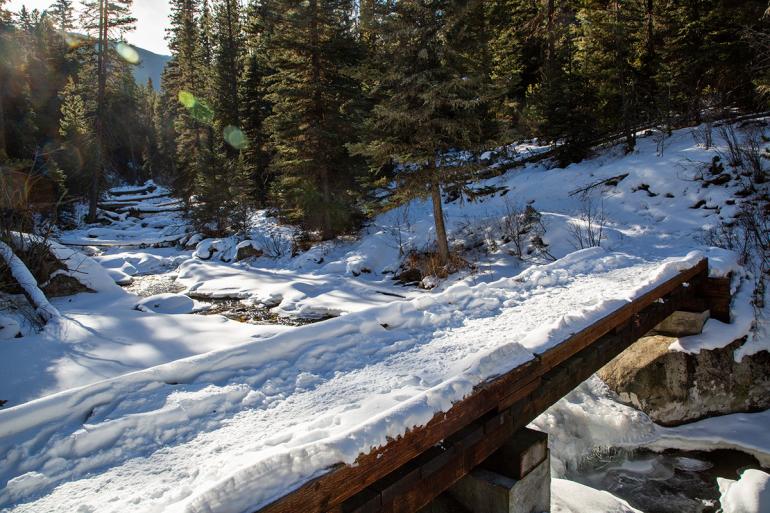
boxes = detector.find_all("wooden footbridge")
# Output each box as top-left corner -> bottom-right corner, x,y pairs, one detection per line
256,258 -> 731,513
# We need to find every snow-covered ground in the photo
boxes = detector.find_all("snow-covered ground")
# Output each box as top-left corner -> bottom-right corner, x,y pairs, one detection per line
1,124 -> 768,512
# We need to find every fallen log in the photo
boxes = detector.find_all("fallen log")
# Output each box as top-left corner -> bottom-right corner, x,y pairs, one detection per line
0,240 -> 61,324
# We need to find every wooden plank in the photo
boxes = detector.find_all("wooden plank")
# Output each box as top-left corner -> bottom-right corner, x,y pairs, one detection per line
255,260 -> 708,513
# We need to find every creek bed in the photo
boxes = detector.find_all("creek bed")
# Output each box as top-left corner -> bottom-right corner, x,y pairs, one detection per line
569,447 -> 766,513
123,273 -> 326,326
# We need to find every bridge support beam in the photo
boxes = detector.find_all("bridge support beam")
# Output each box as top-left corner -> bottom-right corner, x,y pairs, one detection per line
446,428 -> 550,513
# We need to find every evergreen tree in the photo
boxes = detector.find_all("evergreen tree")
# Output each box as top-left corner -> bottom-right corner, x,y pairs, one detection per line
47,0 -> 75,32
240,0 -> 273,205
522,0 -> 598,165
265,0 -> 364,238
57,76 -> 95,196
79,0 -> 137,220
577,0 -> 644,151
165,0 -> 209,205
356,0 -> 500,264
0,0 -> 13,161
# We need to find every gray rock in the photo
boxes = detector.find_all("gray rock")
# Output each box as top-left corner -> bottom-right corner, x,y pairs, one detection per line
236,241 -> 264,261
653,310 -> 710,337
599,335 -> 770,426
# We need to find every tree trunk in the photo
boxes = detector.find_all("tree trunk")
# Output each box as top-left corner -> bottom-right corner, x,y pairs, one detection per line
308,0 -> 333,239
430,171 -> 450,267
0,240 -> 60,324
0,75 -> 6,161
89,0 -> 108,223
616,0 -> 634,152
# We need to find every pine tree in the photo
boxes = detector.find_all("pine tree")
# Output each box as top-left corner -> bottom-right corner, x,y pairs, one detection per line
521,0 -> 598,165
79,0 -> 136,221
577,0 -> 644,151
0,0 -> 13,161
240,0 -> 273,205
47,0 -> 75,32
57,76 -> 95,196
265,0 -> 364,239
165,0 -> 209,205
356,0 -> 500,265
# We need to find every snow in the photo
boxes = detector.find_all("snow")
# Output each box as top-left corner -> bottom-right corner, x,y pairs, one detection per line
552,478 -> 642,513
1,123 -> 769,512
0,315 -> 21,340
649,409 -> 770,467
176,258 -> 421,319
718,469 -> 770,513
0,251 -> 705,512
0,240 -> 60,323
136,293 -> 195,314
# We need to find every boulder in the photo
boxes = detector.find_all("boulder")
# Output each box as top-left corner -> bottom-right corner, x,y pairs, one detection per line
135,293 -> 195,315
236,241 -> 264,261
42,274 -> 92,297
599,335 -> 770,426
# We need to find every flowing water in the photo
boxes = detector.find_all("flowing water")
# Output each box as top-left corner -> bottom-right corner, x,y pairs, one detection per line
570,448 -> 766,512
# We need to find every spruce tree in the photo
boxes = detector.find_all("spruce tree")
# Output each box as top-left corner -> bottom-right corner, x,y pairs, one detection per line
58,76 -> 95,196
165,0 -> 208,205
47,0 -> 75,32
577,0 -> 644,151
0,0 -> 13,161
240,0 -> 273,205
79,0 -> 136,221
265,0 -> 364,239
355,0 -> 500,265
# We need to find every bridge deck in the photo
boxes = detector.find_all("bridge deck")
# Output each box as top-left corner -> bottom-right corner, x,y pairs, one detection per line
258,258 -> 725,513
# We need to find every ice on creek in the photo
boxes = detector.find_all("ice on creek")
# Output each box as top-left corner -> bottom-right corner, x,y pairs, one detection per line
718,469 -> 770,513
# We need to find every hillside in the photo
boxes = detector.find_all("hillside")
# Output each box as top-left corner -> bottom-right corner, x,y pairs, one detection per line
0,120 -> 768,513
132,45 -> 171,90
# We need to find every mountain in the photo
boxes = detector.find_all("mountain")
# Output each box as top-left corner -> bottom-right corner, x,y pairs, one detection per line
132,46 -> 171,91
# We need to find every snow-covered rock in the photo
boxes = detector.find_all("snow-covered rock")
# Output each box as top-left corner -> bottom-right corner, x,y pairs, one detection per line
718,469 -> 770,513
599,332 -> 770,426
107,268 -> 134,285
135,293 -> 195,314
0,316 -> 21,340
236,240 -> 264,261
552,478 -> 642,513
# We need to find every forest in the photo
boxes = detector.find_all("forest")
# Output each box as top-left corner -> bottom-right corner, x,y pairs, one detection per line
4,2 -> 770,512
0,0 -> 769,261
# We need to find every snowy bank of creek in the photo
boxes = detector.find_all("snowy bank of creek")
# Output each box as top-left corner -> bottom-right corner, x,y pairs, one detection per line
122,272 -> 323,326
0,249 -> 711,513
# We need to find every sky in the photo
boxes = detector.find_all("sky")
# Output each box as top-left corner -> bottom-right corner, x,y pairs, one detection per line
7,0 -> 172,55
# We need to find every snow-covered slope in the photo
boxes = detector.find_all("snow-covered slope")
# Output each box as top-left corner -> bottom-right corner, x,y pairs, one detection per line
0,250 -> 704,513
0,122 -> 767,513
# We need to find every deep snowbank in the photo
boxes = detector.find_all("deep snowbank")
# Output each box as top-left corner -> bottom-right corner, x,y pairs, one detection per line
0,250 -> 704,512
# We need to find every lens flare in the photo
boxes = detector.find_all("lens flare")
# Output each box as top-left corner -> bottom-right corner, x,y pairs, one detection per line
223,126 -> 248,150
178,91 -> 215,125
64,33 -> 83,49
115,43 -> 141,65
179,91 -> 196,109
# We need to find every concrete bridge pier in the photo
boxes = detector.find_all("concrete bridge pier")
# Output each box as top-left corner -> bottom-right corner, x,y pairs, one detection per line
420,428 -> 550,513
